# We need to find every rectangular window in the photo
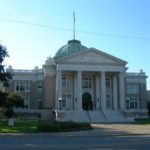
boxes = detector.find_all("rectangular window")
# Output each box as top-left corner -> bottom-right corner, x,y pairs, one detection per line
15,81 -> 30,92
62,76 -> 71,88
128,97 -> 139,109
106,78 -> 111,89
62,94 -> 71,110
37,81 -> 42,92
82,77 -> 92,88
62,99 -> 66,108
127,84 -> 139,94
22,96 -> 30,109
37,96 -> 42,109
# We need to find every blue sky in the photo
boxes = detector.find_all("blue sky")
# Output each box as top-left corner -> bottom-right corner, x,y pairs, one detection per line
0,0 -> 150,89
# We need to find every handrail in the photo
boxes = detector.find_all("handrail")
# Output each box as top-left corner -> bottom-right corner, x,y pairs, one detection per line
86,111 -> 91,123
101,109 -> 107,122
99,98 -> 107,122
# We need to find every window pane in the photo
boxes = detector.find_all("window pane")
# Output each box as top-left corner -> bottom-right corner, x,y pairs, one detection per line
62,100 -> 66,107
16,84 -> 19,91
15,81 -> 30,92
62,77 -> 71,88
130,102 -> 134,108
128,96 -> 139,109
20,84 -> 25,91
127,84 -> 139,94
82,77 -> 92,88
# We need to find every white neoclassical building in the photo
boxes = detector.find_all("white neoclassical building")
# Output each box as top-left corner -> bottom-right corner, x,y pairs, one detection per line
6,39 -> 148,122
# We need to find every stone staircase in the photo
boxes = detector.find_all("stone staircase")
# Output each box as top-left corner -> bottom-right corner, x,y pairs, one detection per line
56,110 -> 90,122
55,110 -> 134,123
88,111 -> 106,123
103,110 -> 134,123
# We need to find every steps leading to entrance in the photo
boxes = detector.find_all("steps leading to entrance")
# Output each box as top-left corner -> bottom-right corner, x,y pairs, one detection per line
88,111 -> 106,123
103,110 -> 134,123
55,110 -> 134,123
56,110 -> 90,122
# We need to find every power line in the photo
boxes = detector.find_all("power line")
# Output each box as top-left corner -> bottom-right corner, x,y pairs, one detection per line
0,17 -> 149,41
0,17 -> 72,32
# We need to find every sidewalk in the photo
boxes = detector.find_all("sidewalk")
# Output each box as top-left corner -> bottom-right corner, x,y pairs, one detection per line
0,124 -> 150,137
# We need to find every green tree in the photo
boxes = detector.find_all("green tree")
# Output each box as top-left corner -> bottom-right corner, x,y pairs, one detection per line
0,44 -> 12,87
0,92 -> 24,128
4,93 -> 24,118
0,91 -> 7,108
0,92 -> 24,126
0,92 -> 24,118
6,92 -> 24,109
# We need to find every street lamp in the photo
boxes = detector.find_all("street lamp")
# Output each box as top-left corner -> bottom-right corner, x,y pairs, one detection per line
58,97 -> 62,110
126,97 -> 130,110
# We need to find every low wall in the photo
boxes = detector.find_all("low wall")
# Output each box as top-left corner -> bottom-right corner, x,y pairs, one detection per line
40,109 -> 55,120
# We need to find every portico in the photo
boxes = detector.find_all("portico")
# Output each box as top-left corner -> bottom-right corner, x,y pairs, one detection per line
55,66 -> 126,112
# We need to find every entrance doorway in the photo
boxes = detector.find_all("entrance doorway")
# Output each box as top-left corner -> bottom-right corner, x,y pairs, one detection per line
82,92 -> 93,110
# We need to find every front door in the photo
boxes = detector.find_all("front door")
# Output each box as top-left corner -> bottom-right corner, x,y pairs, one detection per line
82,92 -> 93,110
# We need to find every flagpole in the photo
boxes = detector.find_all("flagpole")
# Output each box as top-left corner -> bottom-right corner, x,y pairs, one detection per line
73,11 -> 75,40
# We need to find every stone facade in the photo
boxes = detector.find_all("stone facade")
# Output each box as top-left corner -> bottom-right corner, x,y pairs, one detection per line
4,39 -> 148,122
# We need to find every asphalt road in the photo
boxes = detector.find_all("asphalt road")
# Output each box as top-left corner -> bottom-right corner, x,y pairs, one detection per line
0,134 -> 150,150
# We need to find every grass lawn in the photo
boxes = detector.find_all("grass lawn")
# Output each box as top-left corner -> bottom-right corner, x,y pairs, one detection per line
0,119 -> 92,133
0,120 -> 40,133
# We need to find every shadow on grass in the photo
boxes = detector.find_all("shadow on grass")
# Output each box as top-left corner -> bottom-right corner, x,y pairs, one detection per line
0,120 -> 92,133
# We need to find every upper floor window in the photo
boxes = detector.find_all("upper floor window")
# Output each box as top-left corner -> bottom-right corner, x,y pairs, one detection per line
37,81 -> 42,92
62,76 -> 71,88
127,84 -> 139,94
15,81 -> 30,92
82,77 -> 92,88
106,78 -> 111,89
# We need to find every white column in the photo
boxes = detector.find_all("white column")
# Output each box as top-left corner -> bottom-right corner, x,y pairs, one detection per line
73,73 -> 77,110
113,74 -> 118,109
119,72 -> 125,110
101,71 -> 106,110
77,71 -> 82,111
96,73 -> 100,110
56,70 -> 62,109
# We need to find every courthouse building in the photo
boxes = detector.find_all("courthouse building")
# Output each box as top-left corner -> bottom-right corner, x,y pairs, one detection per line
6,39 -> 148,122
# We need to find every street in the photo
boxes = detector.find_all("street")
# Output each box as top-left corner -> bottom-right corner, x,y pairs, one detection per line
0,134 -> 150,150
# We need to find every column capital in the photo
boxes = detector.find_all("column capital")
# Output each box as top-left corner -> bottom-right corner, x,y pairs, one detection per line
101,71 -> 106,74
77,70 -> 82,74
57,70 -> 62,73
119,71 -> 125,76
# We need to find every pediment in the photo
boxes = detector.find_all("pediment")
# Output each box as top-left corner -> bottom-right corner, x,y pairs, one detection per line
56,48 -> 127,66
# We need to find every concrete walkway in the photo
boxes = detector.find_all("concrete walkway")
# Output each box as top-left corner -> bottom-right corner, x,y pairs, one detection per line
91,124 -> 150,136
0,124 -> 150,137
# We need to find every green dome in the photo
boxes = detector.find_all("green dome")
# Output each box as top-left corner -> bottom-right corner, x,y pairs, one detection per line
54,39 -> 88,59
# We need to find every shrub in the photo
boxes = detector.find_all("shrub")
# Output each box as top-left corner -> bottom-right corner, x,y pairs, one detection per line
4,108 -> 14,118
37,121 -> 92,132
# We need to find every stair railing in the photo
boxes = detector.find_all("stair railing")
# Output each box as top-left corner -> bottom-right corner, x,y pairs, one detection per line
86,111 -> 91,123
100,108 -> 107,123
